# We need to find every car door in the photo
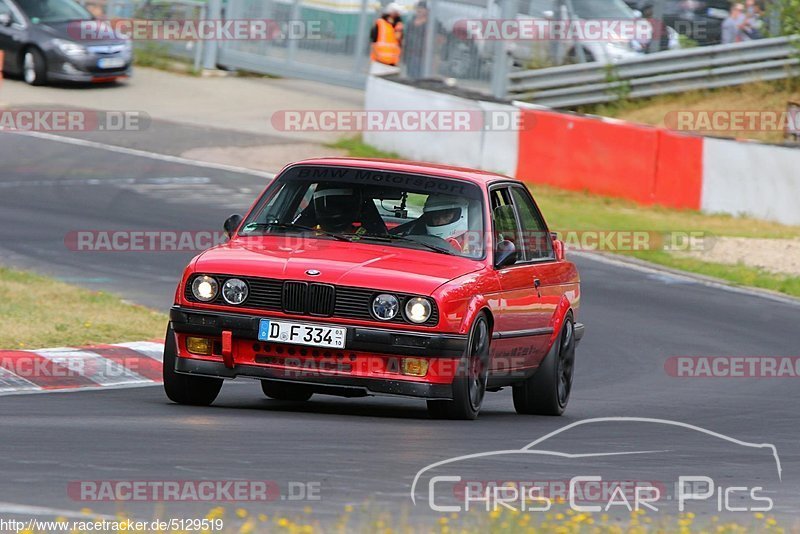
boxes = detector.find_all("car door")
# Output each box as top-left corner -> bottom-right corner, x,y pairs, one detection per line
0,0 -> 26,74
488,185 -> 551,374
508,184 -> 580,367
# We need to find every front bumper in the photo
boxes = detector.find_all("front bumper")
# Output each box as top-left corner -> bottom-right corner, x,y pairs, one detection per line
170,306 -> 468,400
46,50 -> 131,82
170,306 -> 467,358
175,357 -> 455,400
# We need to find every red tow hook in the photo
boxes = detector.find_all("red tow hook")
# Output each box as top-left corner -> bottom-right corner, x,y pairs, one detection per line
221,330 -> 235,368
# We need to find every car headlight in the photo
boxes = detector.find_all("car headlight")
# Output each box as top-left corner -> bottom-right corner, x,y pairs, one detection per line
191,275 -> 218,302
53,39 -> 87,57
405,297 -> 432,324
222,278 -> 248,305
372,293 -> 399,321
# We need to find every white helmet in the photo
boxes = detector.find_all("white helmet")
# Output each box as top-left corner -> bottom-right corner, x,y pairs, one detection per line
383,2 -> 404,15
423,195 -> 470,240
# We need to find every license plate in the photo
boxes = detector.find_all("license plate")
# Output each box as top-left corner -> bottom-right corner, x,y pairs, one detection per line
97,57 -> 126,69
258,319 -> 346,349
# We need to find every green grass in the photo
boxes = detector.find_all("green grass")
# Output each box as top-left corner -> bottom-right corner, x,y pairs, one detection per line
51,502 -> 786,533
578,79 -> 800,144
326,136 -> 401,159
533,185 -> 800,297
625,251 -> 800,297
0,267 -> 167,350
333,136 -> 800,298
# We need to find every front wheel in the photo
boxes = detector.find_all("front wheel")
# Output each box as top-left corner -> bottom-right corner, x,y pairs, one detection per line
428,313 -> 490,420
23,48 -> 47,86
162,326 -> 223,406
513,316 -> 575,416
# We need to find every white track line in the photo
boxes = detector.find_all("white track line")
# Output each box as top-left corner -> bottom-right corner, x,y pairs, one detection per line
114,341 -> 165,361
0,382 -> 163,398
4,130 -> 276,179
0,502 -> 116,519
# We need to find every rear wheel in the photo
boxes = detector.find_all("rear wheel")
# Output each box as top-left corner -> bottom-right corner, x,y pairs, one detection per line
23,48 -> 47,86
513,316 -> 575,416
428,313 -> 490,420
162,326 -> 223,406
261,381 -> 314,401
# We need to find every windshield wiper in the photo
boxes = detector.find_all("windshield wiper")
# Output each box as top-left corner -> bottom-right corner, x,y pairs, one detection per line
359,234 -> 455,256
241,222 -> 353,242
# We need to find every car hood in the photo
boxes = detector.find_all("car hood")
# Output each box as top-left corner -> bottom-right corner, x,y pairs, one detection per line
193,236 -> 486,296
34,21 -> 127,45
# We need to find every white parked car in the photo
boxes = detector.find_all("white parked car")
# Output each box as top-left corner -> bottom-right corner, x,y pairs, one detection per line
434,0 -> 680,78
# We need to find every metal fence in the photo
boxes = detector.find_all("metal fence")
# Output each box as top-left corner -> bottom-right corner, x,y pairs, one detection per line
214,0 -> 376,88
212,0 -> 515,93
92,0 -> 799,104
103,0 -> 208,70
508,36 -> 800,108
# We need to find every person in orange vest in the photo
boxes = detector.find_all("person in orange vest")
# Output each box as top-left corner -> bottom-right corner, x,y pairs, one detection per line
370,3 -> 404,67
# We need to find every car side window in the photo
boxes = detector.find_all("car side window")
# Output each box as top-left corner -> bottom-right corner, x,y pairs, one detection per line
0,0 -> 20,23
490,187 -> 521,248
510,186 -> 553,261
0,0 -> 14,19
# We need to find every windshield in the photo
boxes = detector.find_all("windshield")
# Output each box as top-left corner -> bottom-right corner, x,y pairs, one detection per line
239,165 -> 486,259
571,0 -> 635,19
16,0 -> 92,23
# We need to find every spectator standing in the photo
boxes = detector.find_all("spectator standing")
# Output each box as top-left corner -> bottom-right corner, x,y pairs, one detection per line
403,1 -> 440,80
721,3 -> 752,43
743,0 -> 764,39
370,3 -> 404,72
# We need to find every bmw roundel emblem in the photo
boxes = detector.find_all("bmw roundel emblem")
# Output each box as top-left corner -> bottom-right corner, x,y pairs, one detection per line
305,269 -> 321,276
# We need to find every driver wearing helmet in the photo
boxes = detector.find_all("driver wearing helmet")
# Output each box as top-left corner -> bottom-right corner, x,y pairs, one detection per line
423,195 -> 470,252
312,185 -> 362,233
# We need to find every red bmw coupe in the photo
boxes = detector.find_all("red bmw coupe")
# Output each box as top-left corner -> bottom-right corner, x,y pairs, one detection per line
164,158 -> 583,419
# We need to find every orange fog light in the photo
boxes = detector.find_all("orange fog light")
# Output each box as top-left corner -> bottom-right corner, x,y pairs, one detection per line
186,337 -> 212,355
402,358 -> 429,377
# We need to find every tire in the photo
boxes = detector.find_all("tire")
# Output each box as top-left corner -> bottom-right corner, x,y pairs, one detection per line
162,326 -> 223,406
23,48 -> 47,86
427,313 -> 491,420
261,380 -> 314,401
513,315 -> 576,416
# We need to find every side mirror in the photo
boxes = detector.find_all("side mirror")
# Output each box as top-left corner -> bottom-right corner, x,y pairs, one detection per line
495,240 -> 517,268
0,13 -> 12,26
223,213 -> 243,238
550,231 -> 565,261
553,239 -> 565,261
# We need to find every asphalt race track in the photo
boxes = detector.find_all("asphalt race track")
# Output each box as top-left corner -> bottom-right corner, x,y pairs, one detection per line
1,130 -> 798,525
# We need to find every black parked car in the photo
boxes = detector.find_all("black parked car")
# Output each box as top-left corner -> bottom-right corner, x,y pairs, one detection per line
0,0 -> 131,85
625,0 -> 731,46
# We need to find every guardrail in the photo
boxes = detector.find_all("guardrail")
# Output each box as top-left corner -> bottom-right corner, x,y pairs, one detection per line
508,36 -> 800,108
